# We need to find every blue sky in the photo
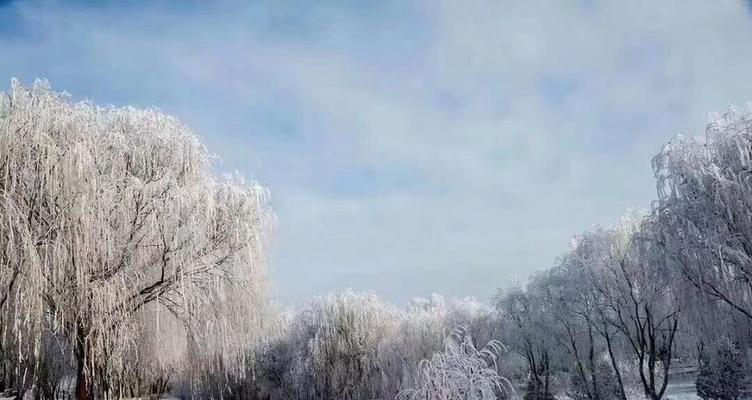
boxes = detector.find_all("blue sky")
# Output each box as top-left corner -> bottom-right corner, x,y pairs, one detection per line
2,0 -> 752,305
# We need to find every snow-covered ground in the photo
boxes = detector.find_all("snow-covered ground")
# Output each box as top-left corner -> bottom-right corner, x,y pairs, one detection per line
663,381 -> 700,400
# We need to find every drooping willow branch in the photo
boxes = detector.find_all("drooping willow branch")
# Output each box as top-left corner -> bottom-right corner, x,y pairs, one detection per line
0,79 -> 275,398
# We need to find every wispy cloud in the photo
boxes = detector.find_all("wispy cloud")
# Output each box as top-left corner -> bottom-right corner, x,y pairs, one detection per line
2,0 -> 752,304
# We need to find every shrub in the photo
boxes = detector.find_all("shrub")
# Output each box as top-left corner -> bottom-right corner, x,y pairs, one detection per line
397,327 -> 515,400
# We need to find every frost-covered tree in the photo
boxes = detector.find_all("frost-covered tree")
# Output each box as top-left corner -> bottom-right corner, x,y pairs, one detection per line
248,290 -> 507,400
585,214 -> 680,400
396,327 -> 515,400
489,104 -> 752,399
566,232 -> 632,400
404,295 -> 503,368
303,290 -> 401,400
653,107 -> 752,320
494,287 -> 557,400
249,290 -> 404,400
537,261 -> 624,400
0,79 -> 274,399
495,213 -> 683,400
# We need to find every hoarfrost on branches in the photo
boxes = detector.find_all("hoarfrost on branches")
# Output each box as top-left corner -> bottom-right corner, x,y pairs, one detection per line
0,79 -> 274,399
397,327 -> 515,400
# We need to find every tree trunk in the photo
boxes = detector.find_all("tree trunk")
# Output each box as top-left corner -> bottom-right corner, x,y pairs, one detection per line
544,351 -> 551,397
587,324 -> 600,400
75,329 -> 91,400
75,351 -> 89,400
603,327 -> 627,400
567,329 -> 591,399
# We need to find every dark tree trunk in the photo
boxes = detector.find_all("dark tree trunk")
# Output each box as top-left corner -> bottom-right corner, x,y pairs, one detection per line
603,326 -> 627,400
75,328 -> 91,400
586,324 -> 600,400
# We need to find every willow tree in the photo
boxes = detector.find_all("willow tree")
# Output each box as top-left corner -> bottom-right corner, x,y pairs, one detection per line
653,107 -> 752,320
586,215 -> 680,400
0,79 -> 274,399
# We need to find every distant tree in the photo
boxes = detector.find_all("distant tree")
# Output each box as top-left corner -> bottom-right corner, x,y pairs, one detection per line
495,288 -> 557,400
248,290 -> 506,400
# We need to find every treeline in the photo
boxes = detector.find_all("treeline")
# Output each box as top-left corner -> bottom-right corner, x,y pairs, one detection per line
244,290 -> 510,400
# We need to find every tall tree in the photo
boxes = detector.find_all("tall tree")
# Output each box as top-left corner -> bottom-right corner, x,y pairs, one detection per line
653,108 -> 752,320
588,215 -> 680,400
568,234 -> 630,400
495,287 -> 556,400
0,79 -> 274,399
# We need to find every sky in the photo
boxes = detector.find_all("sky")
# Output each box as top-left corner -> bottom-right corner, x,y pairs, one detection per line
2,0 -> 752,305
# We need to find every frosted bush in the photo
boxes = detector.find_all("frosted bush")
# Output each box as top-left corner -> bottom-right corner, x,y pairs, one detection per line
397,327 -> 516,400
